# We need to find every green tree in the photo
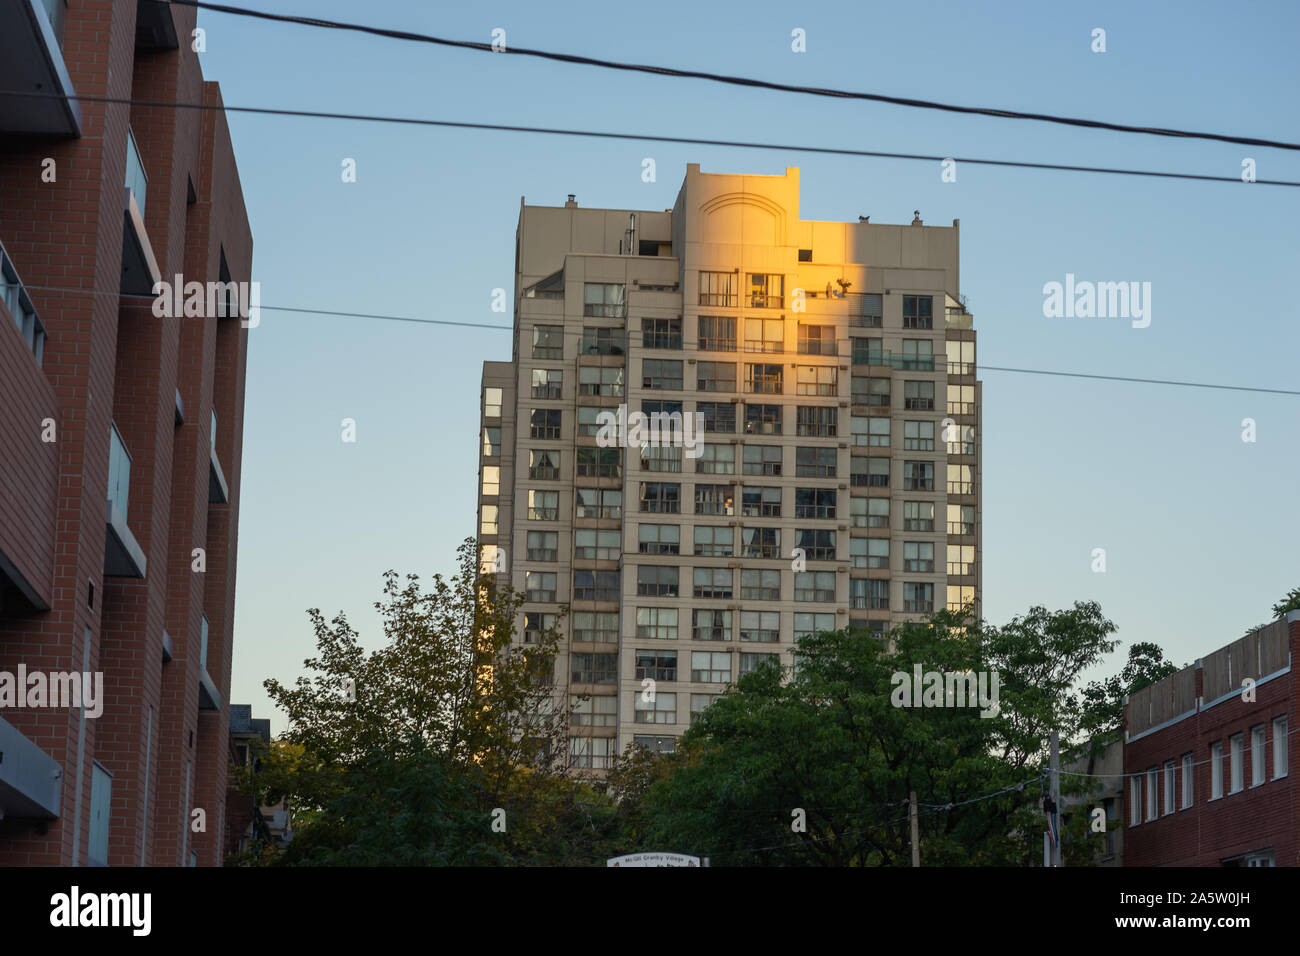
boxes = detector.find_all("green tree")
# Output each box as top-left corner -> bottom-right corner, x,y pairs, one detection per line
1271,586 -> 1300,618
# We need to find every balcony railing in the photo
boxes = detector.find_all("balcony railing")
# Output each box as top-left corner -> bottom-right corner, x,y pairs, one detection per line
41,0 -> 67,47
125,128 -> 148,219
108,423 -> 132,520
851,349 -> 935,371
947,520 -> 976,536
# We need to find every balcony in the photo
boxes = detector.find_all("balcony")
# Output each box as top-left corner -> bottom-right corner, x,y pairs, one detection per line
209,410 -> 229,504
0,714 -> 62,819
0,0 -> 82,136
121,129 -> 161,296
104,423 -> 147,578
1,240 -> 47,365
198,614 -> 221,710
135,0 -> 179,51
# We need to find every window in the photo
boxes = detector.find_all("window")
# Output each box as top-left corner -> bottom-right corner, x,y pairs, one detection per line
856,457 -> 889,488
693,610 -> 732,642
948,503 -> 975,536
946,339 -> 976,375
632,735 -> 676,755
579,365 -> 625,396
948,463 -> 976,495
796,528 -> 836,560
903,582 -> 934,613
903,541 -> 934,572
697,361 -> 737,392
795,488 -> 837,520
904,461 -> 934,491
484,387 -> 503,417
900,339 -> 934,371
569,736 -> 615,769
643,358 -> 683,390
740,652 -> 778,676
526,530 -> 558,561
868,579 -> 889,610
796,365 -> 838,396
1146,767 -> 1158,821
794,571 -> 835,602
741,569 -> 781,602
794,613 -> 835,639
1130,776 -> 1142,827
904,501 -> 935,532
531,368 -> 563,399
741,527 -> 779,559
528,449 -> 560,481
1164,760 -> 1176,815
636,565 -> 679,597
740,611 -> 780,643
1252,726 -> 1266,786
698,315 -> 737,351
690,694 -> 719,723
1181,753 -> 1193,808
745,317 -> 784,352
851,337 -> 883,365
635,691 -> 677,724
853,376 -> 890,407
576,488 -> 622,520
640,482 -> 681,513
571,696 -> 617,727
523,612 -> 556,644
635,649 -> 678,681
1231,732 -> 1247,788
744,403 -> 782,435
902,295 -> 933,329
692,651 -> 732,682
903,380 -> 935,411
695,444 -> 735,474
947,544 -> 975,577
576,447 -> 622,478
637,607 -> 678,640
88,763 -> 112,867
584,282 -> 625,317
903,420 -> 934,451
641,444 -> 683,472
527,490 -> 559,521
853,416 -> 890,447
532,325 -> 563,359
638,524 -> 680,555
642,316 -> 682,350
849,578 -> 869,610
1274,716 -> 1288,779
482,427 -> 501,458
865,498 -> 890,528
741,486 -> 781,517
481,465 -> 500,497
572,612 -> 618,643
693,568 -> 733,599
698,401 -> 736,434
571,652 -> 617,684
574,529 -> 620,560
1211,741 -> 1224,798
745,363 -> 783,394
796,406 -> 837,437
851,538 -> 888,570
798,323 -> 837,355
947,423 -> 976,456
694,484 -> 735,516
946,584 -> 975,613
850,292 -> 882,329
699,271 -> 737,307
525,571 -> 557,602
693,525 -> 733,557
480,505 -> 498,535
744,445 -> 782,476
1,254 -> 46,366
795,446 -> 836,478
576,407 -> 603,437
749,273 -> 784,309
530,408 -> 561,440
948,384 -> 976,416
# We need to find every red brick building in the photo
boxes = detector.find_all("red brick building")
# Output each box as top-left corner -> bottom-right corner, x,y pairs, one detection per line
0,0 -> 251,865
1123,613 -> 1299,867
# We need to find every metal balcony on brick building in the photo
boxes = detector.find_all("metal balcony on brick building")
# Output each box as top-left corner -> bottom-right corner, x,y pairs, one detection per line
0,0 -> 81,136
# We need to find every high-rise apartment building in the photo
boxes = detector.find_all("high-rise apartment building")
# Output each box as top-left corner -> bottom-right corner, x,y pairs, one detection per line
0,0 -> 250,864
478,165 -> 979,770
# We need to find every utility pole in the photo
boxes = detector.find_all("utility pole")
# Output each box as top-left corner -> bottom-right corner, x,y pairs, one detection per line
909,791 -> 919,867
1049,731 -> 1063,867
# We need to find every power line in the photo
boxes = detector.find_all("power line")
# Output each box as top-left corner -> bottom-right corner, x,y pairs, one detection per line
4,89 -> 1297,189
169,0 -> 1300,154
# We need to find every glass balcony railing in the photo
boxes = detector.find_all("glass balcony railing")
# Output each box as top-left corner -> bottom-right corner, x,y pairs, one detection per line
125,128 -> 148,218
107,423 -> 131,520
41,0 -> 67,48
210,409 -> 217,449
850,349 -> 935,371
200,614 -> 210,672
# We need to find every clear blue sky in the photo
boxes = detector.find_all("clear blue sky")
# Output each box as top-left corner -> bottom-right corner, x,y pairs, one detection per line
199,0 -> 1300,732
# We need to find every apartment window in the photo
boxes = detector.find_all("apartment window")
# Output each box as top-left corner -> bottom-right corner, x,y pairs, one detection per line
1274,716 -> 1288,778
583,327 -> 628,356
744,403 -> 782,435
699,271 -> 737,308
903,381 -> 935,411
577,447 -> 622,479
526,531 -> 558,561
697,361 -> 737,392
693,568 -> 733,599
480,465 -> 500,497
946,339 -> 976,375
946,584 -> 975,613
1164,760 -> 1176,815
584,282 -> 626,317
903,420 -> 935,451
739,652 -> 778,676
795,488 -> 837,520
698,315 -> 737,351
900,339 -> 934,371
798,324 -> 837,355
690,693 -> 718,723
741,486 -> 781,517
530,408 -> 561,440
865,498 -> 890,528
903,542 -> 934,573
575,488 -> 623,522
696,444 -> 735,475
855,457 -> 888,488
640,481 -> 681,513
525,571 -> 557,602
849,578 -> 869,610
527,449 -> 560,481
635,691 -> 677,724
643,358 -> 684,390
531,368 -> 563,399
947,503 -> 976,536
642,316 -> 682,350
903,582 -> 934,613
902,295 -> 933,329
574,529 -> 620,560
694,484 -> 735,516
745,317 -> 784,353
1181,753 -> 1194,808
745,363 -> 783,394
692,650 -> 732,682
851,337 -> 883,365
1146,767 -> 1158,821
532,325 -> 563,359
637,607 -> 678,640
796,365 -> 838,396
740,611 -> 780,643
795,446 -> 836,478
850,538 -> 888,570
569,736 -> 615,769
571,696 -> 618,727
794,613 -> 835,639
1252,726 -> 1266,786
641,444 -> 683,472
527,490 -> 559,521
741,527 -> 779,559
522,612 -> 556,644
948,464 -> 976,496
482,428 -> 502,459
693,525 -> 733,557
88,763 -> 112,867
850,293 -> 883,329
571,651 -> 618,685
572,612 -> 618,643
947,544 -> 975,577
948,384 -> 976,416
904,461 -> 934,491
852,376 -> 890,408
1,254 -> 46,366
1130,776 -> 1142,827
748,273 -> 784,309
851,416 -> 890,448
947,424 -> 976,456
636,565 -> 679,597
796,406 -> 837,438
794,571 -> 835,602
868,579 -> 889,610
484,387 -> 504,418
638,524 -> 680,555
902,501 -> 934,532
480,505 -> 498,535
744,445 -> 782,476
633,735 -> 676,755
635,649 -> 678,682
576,407 -> 603,437
1229,735 -> 1243,790
741,569 -> 781,602
692,609 -> 732,643
796,528 -> 836,560
1211,741 -> 1224,798
579,365 -> 625,396
698,401 -> 736,434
